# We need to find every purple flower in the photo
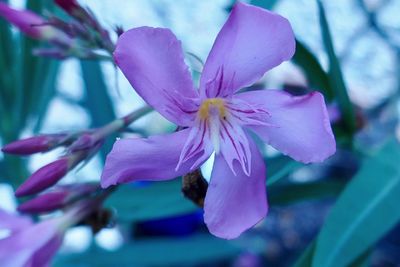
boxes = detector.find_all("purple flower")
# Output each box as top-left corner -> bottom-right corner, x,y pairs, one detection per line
101,2 -> 336,239
0,199 -> 100,267
0,209 -> 66,267
0,2 -> 70,44
0,217 -> 64,267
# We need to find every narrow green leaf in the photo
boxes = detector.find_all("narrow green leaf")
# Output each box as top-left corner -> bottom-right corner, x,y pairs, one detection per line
33,60 -> 60,132
80,60 -> 116,162
105,179 -> 198,222
251,0 -> 280,10
293,241 -> 370,267
293,241 -> 315,267
266,155 -> 303,185
55,234 -> 239,267
312,138 -> 400,267
317,0 -> 356,135
292,40 -> 334,101
269,180 -> 345,205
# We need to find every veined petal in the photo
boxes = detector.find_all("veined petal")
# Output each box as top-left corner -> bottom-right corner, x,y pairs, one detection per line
219,118 -> 252,176
204,136 -> 267,239
114,27 -> 199,126
200,2 -> 295,98
101,129 -> 209,188
237,90 -> 336,163
177,120 -> 214,171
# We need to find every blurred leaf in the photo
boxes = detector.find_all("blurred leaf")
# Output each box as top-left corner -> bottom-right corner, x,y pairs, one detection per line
80,60 -> 116,162
266,155 -> 303,185
55,234 -> 238,267
33,60 -> 60,132
18,0 -> 45,127
105,179 -> 198,222
293,241 -> 370,267
269,180 -> 345,205
312,138 -> 400,267
293,241 -> 315,267
292,40 -> 334,101
317,0 -> 355,136
251,0 -> 280,9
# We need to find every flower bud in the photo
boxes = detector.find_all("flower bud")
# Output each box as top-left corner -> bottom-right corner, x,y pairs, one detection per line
17,183 -> 98,213
17,191 -> 69,213
54,0 -> 81,15
15,158 -> 70,197
1,134 -> 67,155
0,3 -> 72,45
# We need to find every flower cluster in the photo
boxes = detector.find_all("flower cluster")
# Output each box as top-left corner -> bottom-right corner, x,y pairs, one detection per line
0,0 -> 114,59
0,2 -> 337,266
2,107 -> 150,197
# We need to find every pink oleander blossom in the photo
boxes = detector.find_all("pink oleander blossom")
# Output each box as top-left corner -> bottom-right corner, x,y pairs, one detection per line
101,2 -> 336,239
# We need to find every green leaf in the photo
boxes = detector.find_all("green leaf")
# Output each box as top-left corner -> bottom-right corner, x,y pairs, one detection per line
250,0 -> 280,9
292,40 -> 334,101
266,155 -> 303,185
80,60 -> 116,162
55,234 -> 239,267
105,179 -> 198,222
293,241 -> 370,267
33,60 -> 61,132
293,241 -> 315,267
269,180 -> 345,205
317,0 -> 355,135
312,138 -> 400,267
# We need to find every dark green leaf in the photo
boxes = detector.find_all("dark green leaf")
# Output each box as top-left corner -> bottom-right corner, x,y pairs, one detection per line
293,241 -> 371,267
266,155 -> 303,185
33,60 -> 60,132
105,179 -> 198,222
317,0 -> 355,135
293,241 -> 315,267
312,138 -> 400,267
292,40 -> 334,101
269,180 -> 345,205
55,234 -> 239,267
251,0 -> 280,10
80,60 -> 116,162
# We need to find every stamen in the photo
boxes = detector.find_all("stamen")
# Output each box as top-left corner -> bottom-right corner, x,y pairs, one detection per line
198,98 -> 226,120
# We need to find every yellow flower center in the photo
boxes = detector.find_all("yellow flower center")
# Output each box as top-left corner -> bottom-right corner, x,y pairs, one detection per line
198,98 -> 226,120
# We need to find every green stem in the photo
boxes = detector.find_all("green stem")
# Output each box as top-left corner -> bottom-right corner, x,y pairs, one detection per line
93,106 -> 153,141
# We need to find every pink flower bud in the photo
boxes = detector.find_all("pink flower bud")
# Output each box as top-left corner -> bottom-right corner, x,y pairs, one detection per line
1,134 -> 67,155
0,2 -> 72,44
15,158 -> 70,197
17,191 -> 69,213
17,183 -> 99,213
55,0 -> 81,14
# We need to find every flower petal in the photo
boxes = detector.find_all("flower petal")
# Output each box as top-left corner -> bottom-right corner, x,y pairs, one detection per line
237,90 -> 336,163
204,136 -> 267,239
200,2 -> 295,98
0,209 -> 32,232
0,219 -> 62,267
101,129 -> 210,188
114,27 -> 199,126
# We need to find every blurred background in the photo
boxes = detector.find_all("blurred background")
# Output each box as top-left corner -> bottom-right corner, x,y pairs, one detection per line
1,0 -> 400,266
